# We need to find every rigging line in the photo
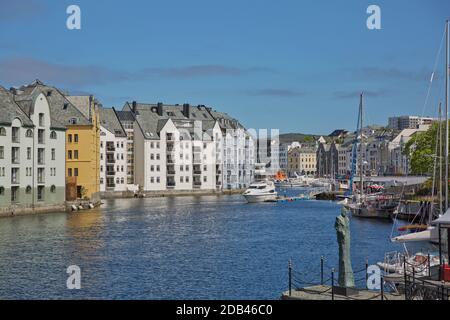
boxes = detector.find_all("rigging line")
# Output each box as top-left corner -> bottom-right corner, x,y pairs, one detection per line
421,25 -> 446,119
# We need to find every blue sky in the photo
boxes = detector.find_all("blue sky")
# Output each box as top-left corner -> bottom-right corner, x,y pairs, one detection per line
0,0 -> 449,134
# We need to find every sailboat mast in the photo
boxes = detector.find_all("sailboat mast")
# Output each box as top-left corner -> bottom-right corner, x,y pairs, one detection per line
359,93 -> 364,197
439,103 -> 443,215
446,20 -> 449,211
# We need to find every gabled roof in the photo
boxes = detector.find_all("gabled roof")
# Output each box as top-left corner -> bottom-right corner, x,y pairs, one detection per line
13,80 -> 91,127
123,102 -> 243,141
99,107 -> 126,138
0,86 -> 34,127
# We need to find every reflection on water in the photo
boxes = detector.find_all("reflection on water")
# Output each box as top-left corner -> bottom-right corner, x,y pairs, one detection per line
0,192 -> 435,300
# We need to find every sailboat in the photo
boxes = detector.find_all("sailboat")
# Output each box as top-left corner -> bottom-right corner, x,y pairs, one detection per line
342,94 -> 397,219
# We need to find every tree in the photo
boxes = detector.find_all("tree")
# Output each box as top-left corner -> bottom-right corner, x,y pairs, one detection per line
404,123 -> 439,176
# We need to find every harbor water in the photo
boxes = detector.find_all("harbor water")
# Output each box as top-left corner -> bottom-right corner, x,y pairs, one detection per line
0,188 -> 434,299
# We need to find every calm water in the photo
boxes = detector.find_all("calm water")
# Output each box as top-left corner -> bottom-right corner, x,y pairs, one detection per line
0,189 -> 434,300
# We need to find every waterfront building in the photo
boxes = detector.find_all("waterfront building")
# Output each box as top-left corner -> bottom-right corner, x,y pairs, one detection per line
287,146 -> 317,177
99,107 -> 137,193
278,141 -> 301,174
387,126 -> 429,175
0,85 -> 66,214
316,142 -> 339,178
388,116 -> 436,130
14,81 -> 101,200
122,102 -> 254,191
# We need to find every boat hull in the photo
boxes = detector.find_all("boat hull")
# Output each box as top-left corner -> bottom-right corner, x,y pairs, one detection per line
344,204 -> 391,219
244,194 -> 278,203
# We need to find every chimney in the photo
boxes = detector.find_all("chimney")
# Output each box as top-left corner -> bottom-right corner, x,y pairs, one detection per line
132,101 -> 137,114
88,95 -> 93,122
157,102 -> 163,116
183,103 -> 190,118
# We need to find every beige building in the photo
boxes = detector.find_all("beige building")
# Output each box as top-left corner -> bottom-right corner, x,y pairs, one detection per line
288,147 -> 317,177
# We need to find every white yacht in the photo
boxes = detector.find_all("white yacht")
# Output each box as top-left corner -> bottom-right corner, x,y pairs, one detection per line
243,180 -> 278,203
243,163 -> 278,203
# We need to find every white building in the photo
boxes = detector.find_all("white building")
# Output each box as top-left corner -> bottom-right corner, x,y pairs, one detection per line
0,86 -> 66,215
122,102 -> 254,191
388,116 -> 435,130
99,107 -> 137,193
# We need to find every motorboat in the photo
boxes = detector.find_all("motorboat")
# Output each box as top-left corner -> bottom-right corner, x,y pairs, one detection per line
243,180 -> 278,203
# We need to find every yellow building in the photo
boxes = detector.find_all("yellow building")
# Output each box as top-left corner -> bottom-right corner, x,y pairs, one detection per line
66,95 -> 101,199
288,146 -> 317,177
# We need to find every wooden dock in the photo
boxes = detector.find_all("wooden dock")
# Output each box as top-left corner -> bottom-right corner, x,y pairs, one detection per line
281,286 -> 404,300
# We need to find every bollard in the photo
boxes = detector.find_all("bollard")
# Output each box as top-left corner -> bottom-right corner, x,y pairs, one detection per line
331,268 -> 335,301
381,275 -> 384,301
321,256 -> 324,285
288,260 -> 292,297
428,253 -> 431,277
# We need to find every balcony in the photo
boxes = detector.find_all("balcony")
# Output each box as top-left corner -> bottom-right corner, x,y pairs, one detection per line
11,157 -> 20,164
167,169 -> 176,175
167,157 -> 175,164
193,157 -> 202,164
166,182 -> 176,189
193,147 -> 201,153
106,158 -> 116,164
106,147 -> 115,153
106,171 -> 116,176
106,184 -> 116,189
193,181 -> 202,188
166,134 -> 175,141
37,177 -> 45,184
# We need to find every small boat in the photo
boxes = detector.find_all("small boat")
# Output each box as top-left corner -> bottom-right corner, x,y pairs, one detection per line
377,251 -> 440,276
243,180 -> 278,203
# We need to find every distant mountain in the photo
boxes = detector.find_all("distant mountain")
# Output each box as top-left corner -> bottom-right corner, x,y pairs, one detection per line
278,133 -> 326,144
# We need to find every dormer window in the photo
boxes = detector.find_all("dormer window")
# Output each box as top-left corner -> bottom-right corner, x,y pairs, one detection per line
46,91 -> 52,97
167,112 -> 175,117
50,131 -> 57,139
0,127 -> 6,136
26,129 -> 33,137
63,103 -> 68,110
39,113 -> 44,126
69,118 -> 77,125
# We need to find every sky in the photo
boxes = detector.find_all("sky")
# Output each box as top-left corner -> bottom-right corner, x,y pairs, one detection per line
0,0 -> 450,134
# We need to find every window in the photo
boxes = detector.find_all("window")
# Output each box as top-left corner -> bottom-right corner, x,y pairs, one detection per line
156,177 -> 160,183
74,134 -> 79,143
26,129 -> 33,137
68,168 -> 72,177
180,176 -> 184,183
150,177 -> 154,183
203,176 -> 207,183
37,148 -> 45,165
50,131 -> 57,139
120,178 -> 124,184
0,146 -> 3,159
151,165 -> 154,172
26,186 -> 32,194
74,168 -> 79,177
68,150 -> 72,159
74,150 -> 79,159
68,134 -> 72,143
39,113 -> 44,126
150,142 -> 154,148
69,118 -> 77,125
37,186 -> 44,201
156,142 -> 160,148
51,148 -> 55,160
150,154 -> 154,160
0,127 -> 5,136
11,168 -> 19,184
12,127 -> 19,143
156,165 -> 160,172
11,186 -> 19,202
156,154 -> 160,160
11,147 -> 20,164
37,168 -> 45,183
38,129 -> 44,144
0,187 -> 4,196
